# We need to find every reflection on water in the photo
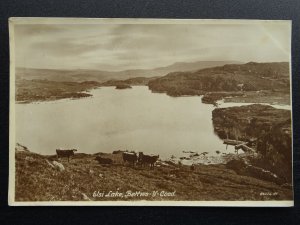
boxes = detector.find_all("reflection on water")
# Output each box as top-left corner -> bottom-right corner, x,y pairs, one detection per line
16,87 -> 241,158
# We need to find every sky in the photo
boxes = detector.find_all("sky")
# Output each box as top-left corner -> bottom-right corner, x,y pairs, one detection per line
14,21 -> 291,71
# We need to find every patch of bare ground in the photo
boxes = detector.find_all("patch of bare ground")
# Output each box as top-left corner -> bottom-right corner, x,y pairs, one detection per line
15,151 -> 292,202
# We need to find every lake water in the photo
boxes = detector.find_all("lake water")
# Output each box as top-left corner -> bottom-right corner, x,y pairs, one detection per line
16,86 -> 288,158
218,100 -> 291,110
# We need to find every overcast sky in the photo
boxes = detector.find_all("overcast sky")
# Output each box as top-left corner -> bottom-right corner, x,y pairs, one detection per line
14,21 -> 291,71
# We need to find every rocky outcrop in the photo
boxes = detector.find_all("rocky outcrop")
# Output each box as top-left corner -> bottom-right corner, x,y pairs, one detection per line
226,159 -> 284,184
212,104 -> 292,182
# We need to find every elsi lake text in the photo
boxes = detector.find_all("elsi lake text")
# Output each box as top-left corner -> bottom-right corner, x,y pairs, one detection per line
93,189 -> 176,198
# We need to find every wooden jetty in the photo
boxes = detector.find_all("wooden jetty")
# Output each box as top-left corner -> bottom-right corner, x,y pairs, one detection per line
223,139 -> 246,146
223,139 -> 256,154
235,144 -> 256,154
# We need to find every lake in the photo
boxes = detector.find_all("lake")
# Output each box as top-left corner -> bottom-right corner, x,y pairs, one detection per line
16,86 -> 277,158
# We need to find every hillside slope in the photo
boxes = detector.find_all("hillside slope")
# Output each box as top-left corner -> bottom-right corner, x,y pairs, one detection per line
15,149 -> 292,202
16,79 -> 100,103
148,62 -> 290,97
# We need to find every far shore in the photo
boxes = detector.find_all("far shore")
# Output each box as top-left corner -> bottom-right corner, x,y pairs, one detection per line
15,79 -> 291,108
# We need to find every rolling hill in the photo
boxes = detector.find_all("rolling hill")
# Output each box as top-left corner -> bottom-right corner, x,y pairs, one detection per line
16,60 -> 241,82
148,62 -> 290,97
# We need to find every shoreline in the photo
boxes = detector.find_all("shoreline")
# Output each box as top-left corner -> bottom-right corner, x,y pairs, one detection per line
15,141 -> 289,186
14,87 -> 292,183
16,92 -> 93,104
16,83 -> 291,109
14,81 -> 293,201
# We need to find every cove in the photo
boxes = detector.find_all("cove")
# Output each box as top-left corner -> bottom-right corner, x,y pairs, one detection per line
16,86 -> 240,158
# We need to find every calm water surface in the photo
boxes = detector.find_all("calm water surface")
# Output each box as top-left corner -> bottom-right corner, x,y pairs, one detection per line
16,87 -> 246,158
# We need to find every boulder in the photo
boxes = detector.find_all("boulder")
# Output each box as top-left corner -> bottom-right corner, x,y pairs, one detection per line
226,159 -> 247,172
52,161 -> 65,172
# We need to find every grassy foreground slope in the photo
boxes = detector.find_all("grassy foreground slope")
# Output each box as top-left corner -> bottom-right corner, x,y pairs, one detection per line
15,150 -> 292,202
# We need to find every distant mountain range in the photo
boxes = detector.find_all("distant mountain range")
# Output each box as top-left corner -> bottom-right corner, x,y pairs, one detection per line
16,61 -> 291,104
16,60 -> 242,82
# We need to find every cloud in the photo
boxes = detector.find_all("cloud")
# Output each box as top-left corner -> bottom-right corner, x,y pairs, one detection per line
31,39 -> 103,57
14,22 -> 291,71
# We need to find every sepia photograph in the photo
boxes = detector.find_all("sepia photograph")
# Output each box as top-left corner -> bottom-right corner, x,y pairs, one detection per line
9,18 -> 293,206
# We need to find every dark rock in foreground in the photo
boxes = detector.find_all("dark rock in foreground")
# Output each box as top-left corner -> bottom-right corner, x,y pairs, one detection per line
226,159 -> 284,184
212,104 -> 292,183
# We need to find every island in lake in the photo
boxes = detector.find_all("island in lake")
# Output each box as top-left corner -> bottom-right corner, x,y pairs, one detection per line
115,84 -> 132,89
